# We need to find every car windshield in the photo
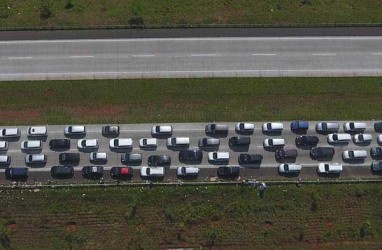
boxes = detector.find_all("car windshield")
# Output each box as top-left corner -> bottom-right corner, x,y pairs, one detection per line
146,168 -> 150,175
181,167 -> 186,174
156,126 -> 160,132
359,135 -> 364,140
213,152 -> 217,158
322,123 -> 327,130
325,164 -> 329,172
333,134 -> 338,140
267,123 -> 271,130
114,140 -> 118,146
239,123 -> 244,130
143,139 -> 147,145
284,164 -> 289,172
349,123 -> 355,129
349,151 -> 354,157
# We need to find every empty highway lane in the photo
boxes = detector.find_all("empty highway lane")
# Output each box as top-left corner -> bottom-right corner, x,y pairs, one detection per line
0,36 -> 382,80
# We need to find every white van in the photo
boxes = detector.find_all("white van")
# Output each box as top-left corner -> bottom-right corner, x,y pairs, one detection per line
262,122 -> 283,132
342,150 -> 367,160
176,166 -> 200,177
28,126 -> 47,137
318,163 -> 343,174
167,137 -> 190,148
21,140 -> 42,150
263,138 -> 285,148
327,133 -> 351,144
278,163 -> 302,174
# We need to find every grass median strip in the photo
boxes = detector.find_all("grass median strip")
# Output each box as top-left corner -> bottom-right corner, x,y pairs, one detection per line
0,77 -> 382,125
0,1 -> 382,28
0,183 -> 381,249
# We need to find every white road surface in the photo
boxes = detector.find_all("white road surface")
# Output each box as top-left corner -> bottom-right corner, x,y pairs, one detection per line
1,37 -> 382,80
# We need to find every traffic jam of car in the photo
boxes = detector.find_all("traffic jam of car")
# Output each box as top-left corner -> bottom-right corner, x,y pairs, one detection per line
0,121 -> 382,182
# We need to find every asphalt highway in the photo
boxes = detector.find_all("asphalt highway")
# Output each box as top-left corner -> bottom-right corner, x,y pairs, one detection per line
0,121 -> 381,185
0,36 -> 382,80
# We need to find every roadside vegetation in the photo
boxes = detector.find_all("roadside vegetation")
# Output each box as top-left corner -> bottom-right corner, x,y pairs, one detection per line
0,183 -> 381,249
0,0 -> 381,28
0,77 -> 381,125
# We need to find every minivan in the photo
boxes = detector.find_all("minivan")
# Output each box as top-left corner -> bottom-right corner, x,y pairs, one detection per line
21,140 -> 42,150
167,137 -> 190,148
0,155 -> 10,165
25,154 -> 47,164
342,150 -> 367,160
278,163 -> 302,174
27,126 -> 47,137
176,166 -> 200,177
315,122 -> 339,133
317,163 -> 343,174
263,138 -> 285,148
327,133 -> 351,144
205,124 -> 229,136
229,136 -> 250,147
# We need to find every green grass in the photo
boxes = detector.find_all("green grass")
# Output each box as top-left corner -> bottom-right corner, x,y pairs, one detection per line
0,183 -> 382,249
0,0 -> 382,28
0,77 -> 382,125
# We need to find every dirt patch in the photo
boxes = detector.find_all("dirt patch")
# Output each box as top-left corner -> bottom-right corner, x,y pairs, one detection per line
66,222 -> 77,232
65,105 -> 128,121
326,220 -> 334,229
0,109 -> 41,123
263,221 -> 273,229
8,222 -> 17,230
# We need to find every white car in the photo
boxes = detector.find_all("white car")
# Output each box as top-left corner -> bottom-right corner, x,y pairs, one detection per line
64,125 -> 86,136
151,125 -> 172,136
262,122 -> 283,132
378,135 -> 382,145
176,166 -> 200,177
343,122 -> 366,133
208,151 -> 229,164
317,163 -> 343,174
139,138 -> 157,149
109,138 -> 133,149
27,126 -> 47,137
140,167 -> 165,178
0,155 -> 10,165
0,141 -> 8,151
352,134 -> 372,144
263,138 -> 285,148
0,128 -> 20,138
278,163 -> 302,174
327,133 -> 351,144
77,139 -> 99,150
342,150 -> 367,160
315,122 -> 339,133
235,122 -> 255,133
89,152 -> 108,163
25,154 -> 47,164
21,140 -> 42,150
167,137 -> 190,148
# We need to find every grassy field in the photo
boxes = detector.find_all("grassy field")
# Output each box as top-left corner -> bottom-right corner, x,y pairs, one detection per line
0,183 -> 380,249
0,0 -> 382,28
0,77 -> 382,125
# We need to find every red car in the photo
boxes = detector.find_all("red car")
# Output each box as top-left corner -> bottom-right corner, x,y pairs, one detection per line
110,166 -> 133,178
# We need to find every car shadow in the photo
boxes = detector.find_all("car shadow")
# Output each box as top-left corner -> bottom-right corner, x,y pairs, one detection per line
111,175 -> 133,181
279,172 -> 300,178
167,145 -> 189,151
139,147 -> 157,151
6,176 -> 28,182
200,147 -> 219,152
327,141 -> 350,146
291,129 -> 307,135
109,148 -> 133,153
208,160 -> 229,165
275,158 -> 297,164
64,134 -> 86,139
140,176 -> 165,182
296,144 -> 316,150
177,175 -> 199,181
235,130 -> 254,136
90,160 -> 108,165
264,146 -> 281,152
262,131 -> 282,136
78,148 -> 99,153
151,134 -> 172,139
310,156 -> 334,161
59,161 -> 79,167
51,174 -> 75,180
27,135 -> 47,142
205,132 -> 228,138
21,148 -> 42,154
240,163 -> 261,169
102,133 -> 119,138
26,162 -> 47,168
342,158 -> 365,164
179,159 -> 203,165
229,145 -> 250,152
353,142 -> 372,147
1,137 -> 20,142
371,169 -> 382,176
317,172 -> 341,178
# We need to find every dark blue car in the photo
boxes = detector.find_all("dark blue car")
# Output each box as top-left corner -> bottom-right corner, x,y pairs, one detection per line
291,121 -> 309,132
5,167 -> 29,179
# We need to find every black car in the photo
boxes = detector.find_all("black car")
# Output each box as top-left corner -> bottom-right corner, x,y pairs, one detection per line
148,155 -> 171,166
82,166 -> 104,179
102,125 -> 120,137
371,161 -> 382,173
228,136 -> 250,147
59,153 -> 80,164
110,166 -> 133,178
375,122 -> 382,133
238,154 -> 263,165
5,167 -> 28,179
310,147 -> 335,159
295,135 -> 319,146
49,139 -> 70,150
121,153 -> 142,166
179,149 -> 203,164
370,147 -> 382,160
275,149 -> 298,160
217,166 -> 240,178
51,166 -> 74,178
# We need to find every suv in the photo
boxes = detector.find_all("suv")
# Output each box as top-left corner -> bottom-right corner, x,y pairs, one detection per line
49,139 -> 70,151
5,167 -> 28,179
77,139 -> 99,150
263,138 -> 285,148
82,166 -> 104,179
235,122 -> 254,134
110,166 -> 133,178
148,155 -> 171,166
0,128 -> 20,138
139,138 -> 157,149
59,153 -> 80,164
317,163 -> 343,174
102,125 -> 120,137
275,149 -> 298,160
295,135 -> 319,146
315,122 -> 339,133
290,121 -> 309,132
205,124 -> 229,136
27,126 -> 47,137
374,122 -> 382,133
238,154 -> 263,165
342,150 -> 367,160
278,163 -> 302,174
229,136 -> 250,147
217,166 -> 240,178
327,133 -> 351,144
166,137 -> 190,149
179,149 -> 203,164
64,125 -> 86,136
121,153 -> 142,166
371,161 -> 382,173
89,152 -> 108,163
176,166 -> 200,178
140,167 -> 165,178
310,147 -> 335,159
353,134 -> 373,144
109,138 -> 133,149
370,147 -> 382,160
262,122 -> 283,133
208,151 -> 229,164
343,122 -> 366,133
151,125 -> 172,137
51,166 -> 74,178
198,138 -> 220,149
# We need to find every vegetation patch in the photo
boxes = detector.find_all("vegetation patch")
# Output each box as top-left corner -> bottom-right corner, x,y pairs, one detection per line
0,77 -> 381,125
